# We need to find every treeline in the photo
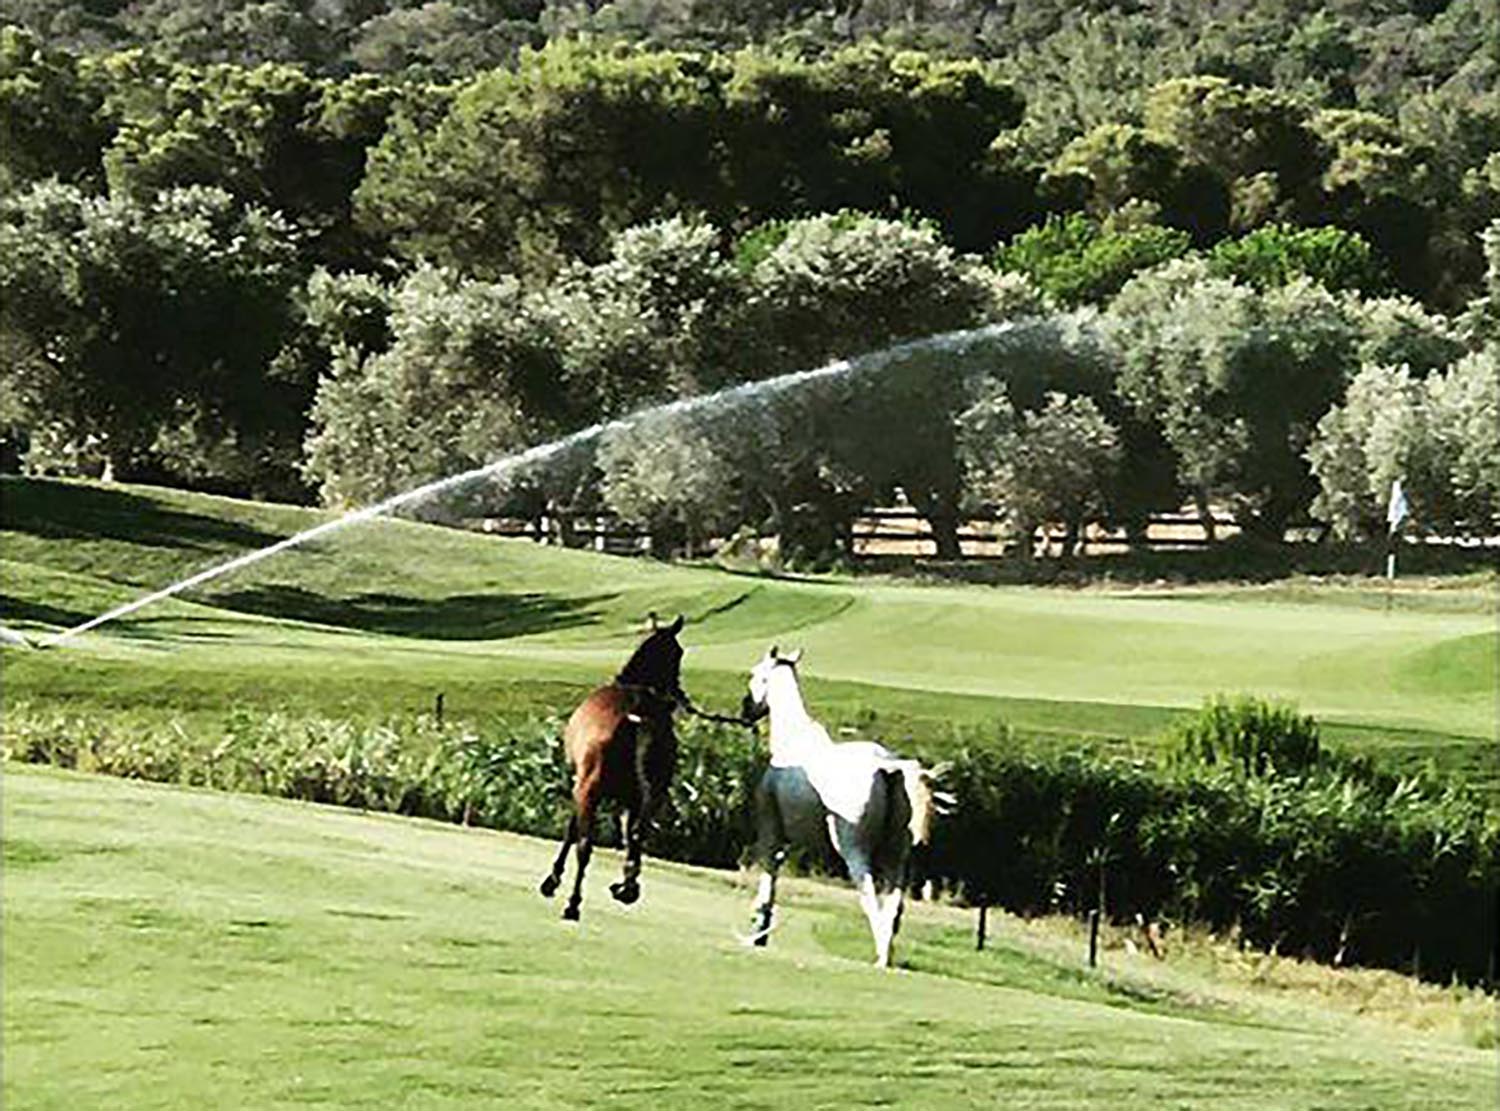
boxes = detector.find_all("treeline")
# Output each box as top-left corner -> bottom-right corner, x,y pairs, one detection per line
1,32 -> 1496,557
6,695 -> 1496,984
4,0 -> 1493,125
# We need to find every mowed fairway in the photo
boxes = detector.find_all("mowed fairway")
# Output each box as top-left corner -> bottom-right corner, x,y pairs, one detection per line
4,765 -> 1492,1111
1,478 -> 1494,774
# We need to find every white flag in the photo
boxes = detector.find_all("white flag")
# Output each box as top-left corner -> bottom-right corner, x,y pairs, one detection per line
1387,478 -> 1409,531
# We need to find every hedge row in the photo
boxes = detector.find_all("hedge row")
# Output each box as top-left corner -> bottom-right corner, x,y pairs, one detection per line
5,703 -> 1494,984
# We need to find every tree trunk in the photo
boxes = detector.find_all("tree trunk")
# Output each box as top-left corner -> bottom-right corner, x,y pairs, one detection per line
1194,490 -> 1217,543
914,488 -> 964,561
927,510 -> 963,560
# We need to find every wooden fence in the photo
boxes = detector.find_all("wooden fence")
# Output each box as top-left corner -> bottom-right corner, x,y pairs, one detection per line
469,508 -> 1303,559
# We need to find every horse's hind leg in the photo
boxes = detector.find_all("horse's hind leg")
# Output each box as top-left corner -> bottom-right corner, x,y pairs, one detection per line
878,881 -> 906,964
830,814 -> 892,968
563,802 -> 596,922
856,871 -> 894,968
539,814 -> 577,898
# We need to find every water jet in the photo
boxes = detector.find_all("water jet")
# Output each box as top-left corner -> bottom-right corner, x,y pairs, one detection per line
39,318 -> 1082,648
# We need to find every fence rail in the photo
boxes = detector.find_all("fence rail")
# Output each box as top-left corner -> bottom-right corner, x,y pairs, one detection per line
468,508 -> 1343,559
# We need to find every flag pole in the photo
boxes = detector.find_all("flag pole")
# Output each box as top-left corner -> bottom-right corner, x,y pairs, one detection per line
1385,478 -> 1408,612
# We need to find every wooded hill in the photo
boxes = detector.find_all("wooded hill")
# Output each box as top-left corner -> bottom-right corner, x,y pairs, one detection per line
1,4 -> 1494,559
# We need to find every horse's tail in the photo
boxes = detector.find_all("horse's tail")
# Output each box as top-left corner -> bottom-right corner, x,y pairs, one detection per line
892,760 -> 953,847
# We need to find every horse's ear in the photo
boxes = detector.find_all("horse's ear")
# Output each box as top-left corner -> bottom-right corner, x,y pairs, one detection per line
648,611 -> 660,631
669,614 -> 684,634
768,644 -> 779,660
783,648 -> 803,666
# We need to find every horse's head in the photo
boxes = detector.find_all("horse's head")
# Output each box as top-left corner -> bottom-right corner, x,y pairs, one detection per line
618,612 -> 686,698
742,644 -> 801,724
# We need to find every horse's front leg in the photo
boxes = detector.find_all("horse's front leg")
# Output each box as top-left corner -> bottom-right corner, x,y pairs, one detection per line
748,775 -> 787,947
749,846 -> 787,947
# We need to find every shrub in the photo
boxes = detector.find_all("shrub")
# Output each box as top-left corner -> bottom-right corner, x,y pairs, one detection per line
1166,695 -> 1321,777
1207,223 -> 1386,294
993,214 -> 1192,306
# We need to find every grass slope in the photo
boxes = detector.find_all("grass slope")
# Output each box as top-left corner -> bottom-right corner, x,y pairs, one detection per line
2,477 -> 1495,776
5,766 -> 1492,1110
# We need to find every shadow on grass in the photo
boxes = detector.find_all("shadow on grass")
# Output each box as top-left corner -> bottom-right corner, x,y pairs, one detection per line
0,595 -> 95,629
209,583 -> 615,640
1,477 -> 281,553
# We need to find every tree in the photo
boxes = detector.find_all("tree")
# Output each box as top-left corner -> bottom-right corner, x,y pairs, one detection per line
1345,294 -> 1467,377
1109,259 -> 1358,537
354,42 -> 1024,277
0,26 -> 110,192
96,55 -> 407,268
0,181 -> 304,492
597,408 -> 744,556
733,211 -> 1011,557
1460,218 -> 1500,344
1143,76 -> 1322,232
1305,363 -> 1445,541
1428,346 -> 1500,530
301,265 -> 565,508
1305,350 -> 1498,541
1045,122 -> 1229,242
959,386 -> 1122,558
535,216 -> 743,416
348,1 -> 543,78
734,211 -> 1000,376
119,0 -> 327,67
1309,107 -> 1439,300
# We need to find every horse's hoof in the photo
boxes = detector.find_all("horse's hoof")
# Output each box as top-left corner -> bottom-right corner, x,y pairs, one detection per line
562,904 -> 581,922
610,881 -> 640,905
539,875 -> 559,898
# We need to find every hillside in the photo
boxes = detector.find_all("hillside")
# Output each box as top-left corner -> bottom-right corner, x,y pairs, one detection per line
5,765 -> 1493,1109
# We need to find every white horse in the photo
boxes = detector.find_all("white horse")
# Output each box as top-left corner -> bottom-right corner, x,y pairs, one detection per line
739,646 -> 945,968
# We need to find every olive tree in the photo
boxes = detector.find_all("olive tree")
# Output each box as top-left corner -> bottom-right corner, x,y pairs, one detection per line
0,181 -> 303,493
597,408 -> 745,556
959,385 -> 1123,557
1108,259 -> 1357,538
1306,348 -> 1498,539
301,266 -> 564,509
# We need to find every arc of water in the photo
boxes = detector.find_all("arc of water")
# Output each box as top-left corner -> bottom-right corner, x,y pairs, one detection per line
43,320 -> 1036,648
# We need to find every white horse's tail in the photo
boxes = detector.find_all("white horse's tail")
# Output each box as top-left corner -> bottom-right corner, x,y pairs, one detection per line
895,761 -> 953,847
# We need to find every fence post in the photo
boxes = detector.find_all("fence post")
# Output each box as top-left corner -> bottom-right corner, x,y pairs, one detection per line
434,691 -> 445,727
1087,909 -> 1101,968
976,905 -> 988,951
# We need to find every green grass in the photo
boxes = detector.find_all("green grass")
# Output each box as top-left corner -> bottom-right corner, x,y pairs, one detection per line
2,477 -> 1494,785
5,765 -> 1493,1110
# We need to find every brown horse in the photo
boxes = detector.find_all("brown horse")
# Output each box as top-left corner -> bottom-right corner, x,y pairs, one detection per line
539,614 -> 687,921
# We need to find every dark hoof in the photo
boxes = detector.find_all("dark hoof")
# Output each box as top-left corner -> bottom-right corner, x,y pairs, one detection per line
754,915 -> 772,947
562,903 -> 580,922
610,880 -> 640,905
539,874 -> 559,898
